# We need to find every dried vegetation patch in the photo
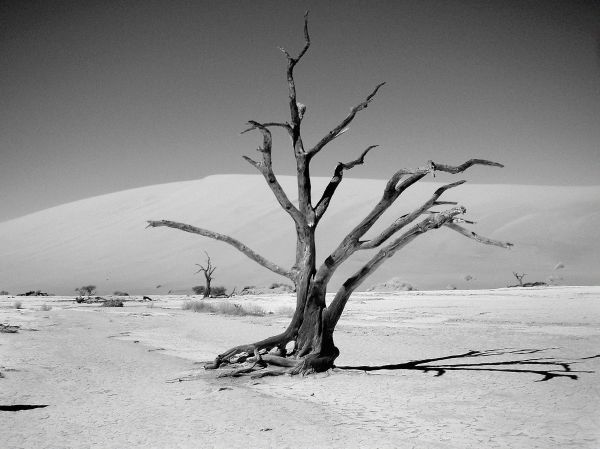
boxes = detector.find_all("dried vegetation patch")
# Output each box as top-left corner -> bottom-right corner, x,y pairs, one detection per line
182,300 -> 266,317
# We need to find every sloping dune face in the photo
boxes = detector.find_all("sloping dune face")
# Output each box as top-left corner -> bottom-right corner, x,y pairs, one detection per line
1,175 -> 599,295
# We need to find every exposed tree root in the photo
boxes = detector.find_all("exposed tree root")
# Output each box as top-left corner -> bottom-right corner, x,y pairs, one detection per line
250,367 -> 291,379
249,354 -> 299,367
206,336 -> 339,378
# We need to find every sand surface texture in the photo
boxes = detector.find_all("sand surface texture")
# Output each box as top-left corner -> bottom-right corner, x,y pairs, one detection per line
2,175 -> 599,294
1,287 -> 599,448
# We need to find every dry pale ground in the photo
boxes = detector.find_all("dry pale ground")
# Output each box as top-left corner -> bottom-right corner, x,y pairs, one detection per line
1,286 -> 599,449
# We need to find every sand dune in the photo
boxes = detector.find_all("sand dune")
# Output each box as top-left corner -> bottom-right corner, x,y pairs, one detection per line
1,175 -> 599,295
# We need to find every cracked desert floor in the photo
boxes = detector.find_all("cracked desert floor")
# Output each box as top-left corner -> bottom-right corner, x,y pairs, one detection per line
1,286 -> 599,448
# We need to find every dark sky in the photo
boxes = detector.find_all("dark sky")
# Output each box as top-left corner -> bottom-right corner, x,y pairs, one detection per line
2,0 -> 599,221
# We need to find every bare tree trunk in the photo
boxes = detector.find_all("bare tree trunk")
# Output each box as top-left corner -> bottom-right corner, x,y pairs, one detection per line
203,272 -> 211,298
148,13 -> 513,377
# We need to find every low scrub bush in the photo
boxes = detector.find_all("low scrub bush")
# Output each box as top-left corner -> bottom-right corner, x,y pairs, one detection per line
192,285 -> 205,295
0,324 -> 19,333
192,285 -> 227,296
182,300 -> 265,317
211,286 -> 227,296
102,299 -> 124,307
75,285 -> 96,297
20,290 -> 48,296
182,300 -> 211,312
0,290 -> 9,295
113,291 -> 129,296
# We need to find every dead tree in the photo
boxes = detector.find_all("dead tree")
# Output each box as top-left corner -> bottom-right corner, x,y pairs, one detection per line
147,13 -> 513,377
512,272 -> 527,286
195,252 -> 216,298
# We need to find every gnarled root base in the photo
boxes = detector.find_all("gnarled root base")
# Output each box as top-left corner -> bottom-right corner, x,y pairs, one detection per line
206,337 -> 339,378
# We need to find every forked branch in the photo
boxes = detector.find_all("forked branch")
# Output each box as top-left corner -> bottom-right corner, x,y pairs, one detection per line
279,11 -> 311,130
312,169 -> 429,287
314,158 -> 504,286
361,180 -> 466,249
242,121 -> 304,225
241,121 -> 292,137
309,83 -> 385,158
195,251 -> 216,278
146,220 -> 294,280
314,145 -> 378,221
326,206 -> 468,328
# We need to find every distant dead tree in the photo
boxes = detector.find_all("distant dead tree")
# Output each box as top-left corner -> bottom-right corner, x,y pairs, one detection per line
147,13 -> 513,377
512,272 -> 527,286
510,271 -> 547,288
195,252 -> 216,298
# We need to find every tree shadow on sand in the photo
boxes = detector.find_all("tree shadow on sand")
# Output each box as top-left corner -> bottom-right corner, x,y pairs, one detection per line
335,348 -> 598,382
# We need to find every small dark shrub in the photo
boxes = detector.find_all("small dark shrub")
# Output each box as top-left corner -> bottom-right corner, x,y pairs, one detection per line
75,285 -> 96,297
113,291 -> 129,296
76,296 -> 104,304
0,290 -> 9,295
20,290 -> 48,296
211,286 -> 227,296
192,285 -> 206,295
102,299 -> 124,307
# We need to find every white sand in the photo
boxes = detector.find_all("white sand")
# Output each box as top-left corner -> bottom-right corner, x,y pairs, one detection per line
1,287 -> 599,448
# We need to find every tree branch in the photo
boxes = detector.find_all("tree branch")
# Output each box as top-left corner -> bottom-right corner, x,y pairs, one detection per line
445,223 -> 513,248
427,159 -> 504,175
279,10 -> 310,130
242,121 -> 304,225
195,251 -> 216,276
146,220 -> 294,280
326,207 -> 467,328
308,83 -> 385,158
312,168 -> 428,288
314,157 -> 504,287
314,145 -> 378,221
347,157 -> 504,251
361,180 -> 466,249
277,13 -> 313,224
241,121 -> 292,137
